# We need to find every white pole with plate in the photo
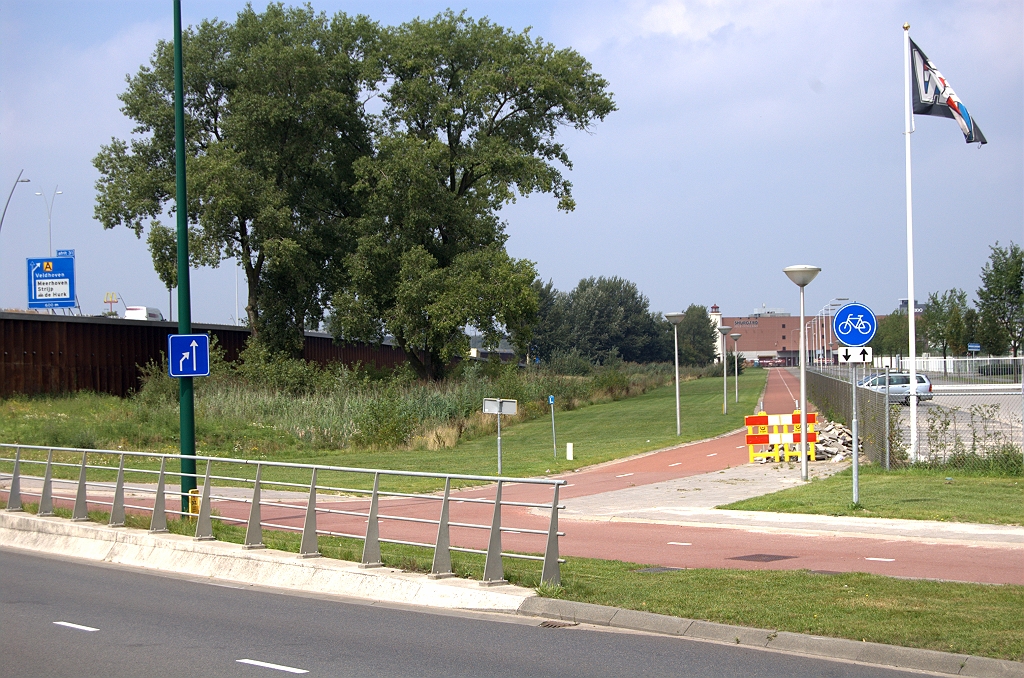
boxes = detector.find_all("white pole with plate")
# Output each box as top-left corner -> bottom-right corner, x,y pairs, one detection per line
483,398 -> 517,475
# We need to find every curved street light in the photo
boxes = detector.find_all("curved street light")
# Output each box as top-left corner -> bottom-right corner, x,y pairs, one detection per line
784,265 -> 820,482
718,325 -> 732,415
730,332 -> 741,403
665,312 -> 686,436
1,170 -> 31,238
35,185 -> 62,256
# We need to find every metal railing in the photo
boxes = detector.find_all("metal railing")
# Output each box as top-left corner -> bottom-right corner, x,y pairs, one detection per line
0,443 -> 565,586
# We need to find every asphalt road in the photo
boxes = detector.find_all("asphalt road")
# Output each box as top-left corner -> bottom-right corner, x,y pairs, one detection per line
0,549 -> 928,678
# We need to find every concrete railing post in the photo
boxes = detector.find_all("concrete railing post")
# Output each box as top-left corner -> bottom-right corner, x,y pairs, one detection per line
361,473 -> 382,567
243,463 -> 264,549
430,477 -> 453,578
109,454 -> 125,527
540,484 -> 561,587
482,481 -> 506,585
194,463 -> 214,540
149,457 -> 167,532
298,468 -> 320,558
38,449 -> 54,516
72,452 -> 89,522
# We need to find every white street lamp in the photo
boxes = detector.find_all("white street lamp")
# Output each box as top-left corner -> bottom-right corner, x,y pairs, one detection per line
1,170 -> 30,238
784,264 -> 820,482
718,325 -> 731,415
35,185 -> 62,256
665,312 -> 686,436
730,333 -> 741,403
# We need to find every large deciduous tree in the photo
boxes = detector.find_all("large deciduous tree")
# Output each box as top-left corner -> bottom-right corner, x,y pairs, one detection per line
976,242 -> 1024,357
921,289 -> 969,365
676,304 -> 717,367
329,11 -> 615,378
94,4 -> 377,355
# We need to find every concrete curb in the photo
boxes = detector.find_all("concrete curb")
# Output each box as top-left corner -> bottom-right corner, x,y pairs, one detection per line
0,512 -> 534,613
3,511 -> 1020,677
517,597 -> 1023,677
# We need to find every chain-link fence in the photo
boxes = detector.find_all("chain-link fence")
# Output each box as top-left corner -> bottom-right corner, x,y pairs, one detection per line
806,366 -> 1023,468
805,367 -> 892,466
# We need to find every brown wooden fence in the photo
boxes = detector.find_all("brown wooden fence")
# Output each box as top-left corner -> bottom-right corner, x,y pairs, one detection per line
0,312 -> 408,398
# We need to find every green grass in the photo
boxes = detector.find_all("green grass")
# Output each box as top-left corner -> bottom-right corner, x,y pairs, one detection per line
0,370 -> 767,494
720,465 -> 1024,525
10,500 -> 1022,662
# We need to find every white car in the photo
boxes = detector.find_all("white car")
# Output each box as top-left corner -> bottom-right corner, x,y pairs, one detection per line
860,372 -> 933,404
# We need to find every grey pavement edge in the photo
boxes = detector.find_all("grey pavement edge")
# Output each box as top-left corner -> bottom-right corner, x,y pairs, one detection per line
1,512 -> 1020,678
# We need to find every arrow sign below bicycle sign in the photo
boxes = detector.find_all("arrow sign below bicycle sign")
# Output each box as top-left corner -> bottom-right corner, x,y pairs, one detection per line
837,346 -> 872,364
833,302 -> 876,347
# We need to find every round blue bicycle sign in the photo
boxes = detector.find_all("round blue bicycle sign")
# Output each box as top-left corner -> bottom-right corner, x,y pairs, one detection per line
832,302 -> 876,347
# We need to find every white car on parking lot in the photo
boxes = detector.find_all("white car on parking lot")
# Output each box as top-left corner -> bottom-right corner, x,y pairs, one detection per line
860,372 -> 933,404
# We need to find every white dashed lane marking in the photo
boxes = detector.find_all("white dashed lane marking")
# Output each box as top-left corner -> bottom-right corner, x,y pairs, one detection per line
865,558 -> 895,562
615,473 -> 634,478
668,542 -> 692,546
706,453 -> 717,457
53,621 -> 99,632
669,462 -> 682,467
237,659 -> 309,674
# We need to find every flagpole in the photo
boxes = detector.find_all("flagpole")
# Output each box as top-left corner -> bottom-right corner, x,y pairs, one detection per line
903,23 -> 919,462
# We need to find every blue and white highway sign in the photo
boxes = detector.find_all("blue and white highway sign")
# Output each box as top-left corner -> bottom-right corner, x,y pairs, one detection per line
968,342 -> 981,353
832,302 -> 876,347
168,334 -> 210,378
27,256 -> 76,309
548,395 -> 555,405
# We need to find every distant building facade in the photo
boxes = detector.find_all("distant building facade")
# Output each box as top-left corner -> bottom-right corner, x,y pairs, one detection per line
710,304 -> 810,367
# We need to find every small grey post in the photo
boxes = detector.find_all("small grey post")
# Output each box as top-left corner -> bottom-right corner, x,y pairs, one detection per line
481,481 -> 506,585
38,449 -> 53,516
851,363 -> 859,505
884,367 -> 891,471
149,457 -> 167,532
430,478 -> 453,578
5,448 -> 22,511
243,464 -> 264,549
361,473 -> 382,567
72,451 -> 89,522
540,484 -> 561,586
108,455 -> 126,527
298,468 -> 320,558
549,395 -> 557,460
497,406 -> 503,475
194,464 -> 214,540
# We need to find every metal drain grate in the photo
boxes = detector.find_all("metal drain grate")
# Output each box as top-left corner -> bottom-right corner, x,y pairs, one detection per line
728,553 -> 797,563
539,620 -> 579,628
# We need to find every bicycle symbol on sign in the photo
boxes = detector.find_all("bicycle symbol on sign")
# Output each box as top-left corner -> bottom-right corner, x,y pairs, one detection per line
837,315 -> 872,335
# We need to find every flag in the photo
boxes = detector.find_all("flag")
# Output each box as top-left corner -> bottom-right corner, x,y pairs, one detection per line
910,39 -> 987,144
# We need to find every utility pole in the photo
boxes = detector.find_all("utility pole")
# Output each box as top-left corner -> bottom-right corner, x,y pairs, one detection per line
174,0 -> 197,513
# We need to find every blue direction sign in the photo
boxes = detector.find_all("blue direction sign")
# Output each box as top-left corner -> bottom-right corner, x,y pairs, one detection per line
832,302 -> 877,347
27,256 -> 76,309
168,334 -> 210,378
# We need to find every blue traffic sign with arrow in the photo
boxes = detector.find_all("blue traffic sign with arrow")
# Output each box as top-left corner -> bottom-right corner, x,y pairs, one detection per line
168,334 -> 210,378
832,302 -> 876,347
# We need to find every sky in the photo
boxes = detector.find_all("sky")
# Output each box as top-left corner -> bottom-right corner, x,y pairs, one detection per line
1,1 -> 1021,327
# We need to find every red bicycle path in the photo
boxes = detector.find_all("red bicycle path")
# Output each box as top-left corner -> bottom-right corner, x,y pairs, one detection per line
8,370 -> 1021,585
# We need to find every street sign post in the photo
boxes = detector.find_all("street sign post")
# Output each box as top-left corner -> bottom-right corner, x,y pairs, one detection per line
168,334 -> 210,378
548,395 -> 557,461
27,255 -> 76,309
837,346 -> 873,364
833,302 -> 877,506
483,398 -> 517,475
